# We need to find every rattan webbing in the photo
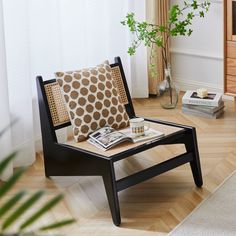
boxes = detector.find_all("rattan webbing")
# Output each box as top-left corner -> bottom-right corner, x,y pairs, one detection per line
44,66 -> 129,127
44,82 -> 70,127
111,66 -> 129,105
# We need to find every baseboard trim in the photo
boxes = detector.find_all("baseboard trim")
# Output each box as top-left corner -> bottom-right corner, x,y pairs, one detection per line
174,78 -> 233,101
170,48 -> 223,61
175,78 -> 223,92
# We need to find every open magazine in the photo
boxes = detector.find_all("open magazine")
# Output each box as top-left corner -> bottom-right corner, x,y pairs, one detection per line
88,126 -> 164,151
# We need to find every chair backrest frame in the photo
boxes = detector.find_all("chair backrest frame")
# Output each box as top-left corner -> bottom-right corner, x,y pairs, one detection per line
37,76 -> 59,145
36,56 -> 135,145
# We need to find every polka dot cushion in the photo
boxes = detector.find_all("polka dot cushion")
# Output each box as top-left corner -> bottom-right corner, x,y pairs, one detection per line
55,61 -> 129,142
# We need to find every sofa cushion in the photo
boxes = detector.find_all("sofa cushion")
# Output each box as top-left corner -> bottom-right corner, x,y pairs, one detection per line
55,61 -> 129,142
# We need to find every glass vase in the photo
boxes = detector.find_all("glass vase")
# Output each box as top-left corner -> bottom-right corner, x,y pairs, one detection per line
158,66 -> 178,109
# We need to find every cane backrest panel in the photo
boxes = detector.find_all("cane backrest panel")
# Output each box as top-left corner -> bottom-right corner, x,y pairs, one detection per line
44,82 -> 70,127
111,66 -> 129,105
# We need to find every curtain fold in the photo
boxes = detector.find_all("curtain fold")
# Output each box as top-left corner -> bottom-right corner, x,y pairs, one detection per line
0,0 -> 12,180
0,0 -> 35,180
146,0 -> 170,95
0,0 -> 148,180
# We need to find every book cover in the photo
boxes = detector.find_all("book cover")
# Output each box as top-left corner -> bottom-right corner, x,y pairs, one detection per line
182,106 -> 224,119
182,90 -> 222,107
182,101 -> 225,114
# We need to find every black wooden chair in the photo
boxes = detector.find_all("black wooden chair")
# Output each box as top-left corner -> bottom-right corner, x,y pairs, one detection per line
36,57 -> 202,226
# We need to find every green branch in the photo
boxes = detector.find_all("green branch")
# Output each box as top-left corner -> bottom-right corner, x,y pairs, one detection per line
121,0 -> 210,70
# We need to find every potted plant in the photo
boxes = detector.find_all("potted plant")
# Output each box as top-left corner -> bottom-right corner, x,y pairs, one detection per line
121,0 -> 210,109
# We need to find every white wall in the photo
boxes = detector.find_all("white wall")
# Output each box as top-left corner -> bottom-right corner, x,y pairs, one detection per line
171,0 -> 223,93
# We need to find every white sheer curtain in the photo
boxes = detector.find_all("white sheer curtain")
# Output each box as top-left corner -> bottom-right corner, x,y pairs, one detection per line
0,0 -> 35,180
0,0 -> 148,180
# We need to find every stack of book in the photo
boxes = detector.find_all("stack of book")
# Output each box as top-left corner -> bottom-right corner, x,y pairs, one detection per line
182,90 -> 224,119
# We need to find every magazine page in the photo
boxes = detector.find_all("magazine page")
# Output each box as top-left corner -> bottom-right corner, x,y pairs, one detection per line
119,127 -> 164,143
88,125 -> 165,151
89,126 -> 130,149
89,126 -> 115,140
87,138 -> 107,151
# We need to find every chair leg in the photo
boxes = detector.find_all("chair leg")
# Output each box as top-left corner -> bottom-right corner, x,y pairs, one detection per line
102,163 -> 121,226
185,128 -> 203,187
43,153 -> 54,178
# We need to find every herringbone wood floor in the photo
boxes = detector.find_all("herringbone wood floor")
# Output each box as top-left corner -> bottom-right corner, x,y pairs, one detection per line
12,97 -> 236,235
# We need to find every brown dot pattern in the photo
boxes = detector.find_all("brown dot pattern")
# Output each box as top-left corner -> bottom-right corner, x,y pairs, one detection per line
55,61 -> 129,142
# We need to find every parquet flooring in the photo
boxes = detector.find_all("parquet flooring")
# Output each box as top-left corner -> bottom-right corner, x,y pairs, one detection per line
11,97 -> 236,235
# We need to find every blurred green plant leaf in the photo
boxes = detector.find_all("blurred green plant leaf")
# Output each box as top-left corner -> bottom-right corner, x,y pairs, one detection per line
2,191 -> 45,230
39,219 -> 76,231
0,126 -> 76,235
0,190 -> 26,219
0,167 -> 25,199
0,152 -> 17,176
20,194 -> 63,230
0,119 -> 18,139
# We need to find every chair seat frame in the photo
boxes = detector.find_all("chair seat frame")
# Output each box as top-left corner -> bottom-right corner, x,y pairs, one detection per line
36,57 -> 202,226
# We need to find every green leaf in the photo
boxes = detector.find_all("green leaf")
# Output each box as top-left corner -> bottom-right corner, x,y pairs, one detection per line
128,47 -> 136,55
0,152 -> 17,176
39,219 -> 76,231
199,11 -> 204,17
0,167 -> 25,199
20,194 -> 63,230
188,29 -> 193,36
191,0 -> 198,9
0,119 -> 18,139
159,25 -> 166,32
156,38 -> 163,47
0,190 -> 26,219
1,190 -> 45,230
120,20 -> 126,25
187,12 -> 194,20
